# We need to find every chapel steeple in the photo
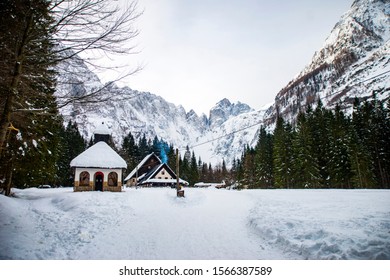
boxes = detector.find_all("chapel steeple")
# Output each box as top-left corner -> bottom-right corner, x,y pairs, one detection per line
93,122 -> 111,144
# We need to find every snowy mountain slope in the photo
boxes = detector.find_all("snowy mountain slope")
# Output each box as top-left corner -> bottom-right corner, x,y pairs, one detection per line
55,57 -> 261,165
193,108 -> 267,166
55,0 -> 388,166
209,98 -> 253,128
264,0 -> 390,125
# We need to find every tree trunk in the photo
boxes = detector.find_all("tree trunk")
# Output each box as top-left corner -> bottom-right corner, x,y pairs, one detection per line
0,13 -> 33,195
0,10 -> 32,147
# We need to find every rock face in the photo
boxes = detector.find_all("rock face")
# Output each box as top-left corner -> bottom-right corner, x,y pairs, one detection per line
55,0 -> 389,166
264,0 -> 390,125
209,98 -> 253,128
55,53 -> 260,166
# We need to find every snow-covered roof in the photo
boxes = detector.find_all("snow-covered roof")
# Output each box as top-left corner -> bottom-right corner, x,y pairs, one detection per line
94,122 -> 111,135
70,141 -> 127,169
124,154 -> 189,185
124,153 -> 161,181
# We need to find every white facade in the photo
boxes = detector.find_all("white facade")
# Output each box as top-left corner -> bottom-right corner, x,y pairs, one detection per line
70,139 -> 127,192
73,167 -> 123,192
154,168 -> 173,180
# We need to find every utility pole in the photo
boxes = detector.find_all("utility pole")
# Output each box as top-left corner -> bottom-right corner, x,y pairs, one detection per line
176,148 -> 184,197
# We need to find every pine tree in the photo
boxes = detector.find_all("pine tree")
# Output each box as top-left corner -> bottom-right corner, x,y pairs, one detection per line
0,0 -> 56,154
9,87 -> 64,188
291,111 -> 320,188
241,145 -> 256,188
328,104 -> 352,188
229,158 -> 238,185
200,162 -> 208,182
189,151 -> 199,185
167,144 -> 176,172
221,159 -> 228,183
138,134 -> 149,160
120,131 -> 139,172
180,152 -> 190,184
207,163 -> 214,182
254,127 -> 273,188
0,0 -> 64,192
364,96 -> 389,188
151,136 -> 160,156
349,128 -> 376,188
57,121 -> 86,186
273,117 -> 294,188
310,100 -> 332,187
349,96 -> 382,188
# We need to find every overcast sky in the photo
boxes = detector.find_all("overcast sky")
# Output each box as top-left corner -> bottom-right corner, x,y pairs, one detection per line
98,0 -> 353,115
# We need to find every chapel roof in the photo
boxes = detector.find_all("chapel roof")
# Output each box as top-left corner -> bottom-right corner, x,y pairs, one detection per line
70,141 -> 127,169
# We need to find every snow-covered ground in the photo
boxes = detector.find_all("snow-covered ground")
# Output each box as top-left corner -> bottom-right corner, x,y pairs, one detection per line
0,187 -> 389,260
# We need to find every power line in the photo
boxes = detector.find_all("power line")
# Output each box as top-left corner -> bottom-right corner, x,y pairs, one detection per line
182,70 -> 390,152
189,120 -> 263,150
324,69 -> 390,100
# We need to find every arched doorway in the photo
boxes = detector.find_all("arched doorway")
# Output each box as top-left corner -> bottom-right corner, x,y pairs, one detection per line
94,172 -> 104,191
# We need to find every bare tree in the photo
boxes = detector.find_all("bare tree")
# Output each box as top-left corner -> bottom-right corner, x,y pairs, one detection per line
0,0 -> 141,155
0,0 -> 142,195
51,0 -> 143,107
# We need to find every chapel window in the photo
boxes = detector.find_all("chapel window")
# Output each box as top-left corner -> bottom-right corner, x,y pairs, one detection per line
108,172 -> 118,186
79,171 -> 90,186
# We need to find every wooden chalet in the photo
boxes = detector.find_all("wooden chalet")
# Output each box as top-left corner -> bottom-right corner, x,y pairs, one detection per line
124,153 -> 188,187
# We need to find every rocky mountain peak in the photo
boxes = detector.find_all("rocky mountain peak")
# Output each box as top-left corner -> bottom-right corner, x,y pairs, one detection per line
55,0 -> 388,167
209,98 -> 253,127
266,0 -> 390,125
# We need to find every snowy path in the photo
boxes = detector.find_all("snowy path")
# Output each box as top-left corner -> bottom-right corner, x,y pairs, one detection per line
0,188 -> 389,260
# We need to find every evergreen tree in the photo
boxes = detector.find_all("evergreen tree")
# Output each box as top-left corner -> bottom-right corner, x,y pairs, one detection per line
348,128 -> 376,188
200,162 -> 208,182
120,131 -> 139,172
362,96 -> 389,188
273,117 -> 294,188
138,134 -> 149,160
57,121 -> 86,186
188,151 -> 199,185
328,104 -> 352,188
254,127 -> 273,188
180,152 -> 190,184
349,97 -> 378,187
151,136 -> 160,156
184,145 -> 191,162
167,144 -> 176,172
0,0 -> 63,192
240,145 -> 256,188
9,87 -> 63,188
236,155 -> 244,186
229,158 -> 238,185
207,163 -> 214,182
221,159 -> 228,183
291,111 -> 320,188
310,100 -> 332,187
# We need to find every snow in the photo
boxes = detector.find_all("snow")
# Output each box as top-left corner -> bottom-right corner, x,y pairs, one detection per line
1,187 -> 389,260
70,141 -> 127,168
93,122 -> 110,135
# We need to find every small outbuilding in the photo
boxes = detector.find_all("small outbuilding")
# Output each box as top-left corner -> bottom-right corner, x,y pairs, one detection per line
70,122 -> 127,192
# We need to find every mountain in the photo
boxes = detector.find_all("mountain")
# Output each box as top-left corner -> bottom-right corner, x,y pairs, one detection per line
264,0 -> 390,125
56,0 -> 389,166
55,54 -> 260,166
